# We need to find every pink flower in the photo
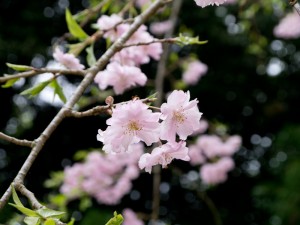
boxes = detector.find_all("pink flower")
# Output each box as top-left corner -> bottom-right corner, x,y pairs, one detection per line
188,144 -> 206,166
53,47 -> 85,70
97,100 -> 161,153
96,14 -> 123,40
194,0 -> 228,7
122,209 -> 144,225
273,11 -> 300,39
191,119 -> 209,136
150,20 -> 173,36
182,60 -> 208,85
160,90 -> 203,142
200,157 -> 234,185
139,141 -> 190,173
94,62 -> 147,95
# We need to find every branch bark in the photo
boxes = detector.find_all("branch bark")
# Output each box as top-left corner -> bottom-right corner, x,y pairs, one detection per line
0,0 -> 168,211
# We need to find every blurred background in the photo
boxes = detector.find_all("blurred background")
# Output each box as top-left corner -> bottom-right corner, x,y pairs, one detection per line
1,0 -> 300,225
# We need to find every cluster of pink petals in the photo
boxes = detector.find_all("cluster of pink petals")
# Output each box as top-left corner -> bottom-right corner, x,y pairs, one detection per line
94,62 -> 147,95
160,90 -> 203,142
95,14 -> 162,94
97,90 -> 203,173
97,99 -> 161,153
139,141 -> 190,173
53,47 -> 85,70
194,0 -> 228,8
60,144 -> 143,205
273,11 -> 300,39
188,134 -> 241,185
150,20 -> 173,36
200,157 -> 235,185
182,60 -> 208,85
122,208 -> 144,225
191,119 -> 209,136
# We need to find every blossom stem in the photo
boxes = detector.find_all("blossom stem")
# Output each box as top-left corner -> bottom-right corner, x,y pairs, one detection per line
0,0 -> 168,211
0,132 -> 34,148
289,0 -> 300,15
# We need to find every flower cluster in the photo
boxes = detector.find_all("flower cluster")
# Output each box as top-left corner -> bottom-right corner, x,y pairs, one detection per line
188,134 -> 241,185
273,11 -> 300,39
97,90 -> 203,173
53,47 -> 85,70
94,14 -> 162,94
182,60 -> 208,85
60,144 -> 143,205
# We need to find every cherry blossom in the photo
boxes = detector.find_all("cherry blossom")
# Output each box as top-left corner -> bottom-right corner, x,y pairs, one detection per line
200,157 -> 235,185
53,47 -> 85,70
273,11 -> 300,39
160,90 -> 203,142
139,141 -> 190,173
97,99 -> 161,153
96,14 -> 123,41
122,208 -> 144,225
182,60 -> 208,85
94,62 -> 147,95
150,20 -> 173,36
194,0 -> 228,7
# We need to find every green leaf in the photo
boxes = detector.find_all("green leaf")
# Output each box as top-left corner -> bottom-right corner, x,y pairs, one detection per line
68,42 -> 86,56
50,79 -> 67,103
20,79 -> 52,98
6,63 -> 33,72
105,211 -> 123,225
86,44 -> 96,67
65,8 -> 88,40
44,218 -> 56,225
24,217 -> 41,225
11,185 -> 24,207
175,33 -> 208,46
67,218 -> 75,225
79,196 -> 92,211
36,208 -> 65,219
101,0 -> 112,13
1,78 -> 20,88
9,203 -> 39,217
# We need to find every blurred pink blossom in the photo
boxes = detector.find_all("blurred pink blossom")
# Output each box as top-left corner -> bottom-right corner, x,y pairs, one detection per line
182,60 -> 208,85
123,208 -> 144,225
273,11 -> 300,39
200,157 -> 235,185
191,119 -> 209,136
53,47 -> 85,70
150,20 -> 173,36
97,99 -> 161,153
60,144 -> 143,205
194,0 -> 228,7
94,62 -> 147,95
160,90 -> 203,142
96,14 -> 123,40
139,141 -> 190,173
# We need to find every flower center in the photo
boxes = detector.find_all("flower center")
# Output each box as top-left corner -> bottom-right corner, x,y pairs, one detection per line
125,120 -> 142,135
173,110 -> 185,124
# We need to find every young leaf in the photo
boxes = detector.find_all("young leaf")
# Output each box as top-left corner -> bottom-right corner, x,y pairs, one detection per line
20,79 -> 52,98
11,185 -> 23,207
9,203 -> 39,217
44,218 -> 56,225
36,208 -> 65,219
24,217 -> 41,225
6,63 -> 33,72
50,79 -> 67,103
65,8 -> 88,40
1,78 -> 20,88
105,211 -> 123,225
175,33 -> 208,46
86,44 -> 96,67
67,218 -> 75,225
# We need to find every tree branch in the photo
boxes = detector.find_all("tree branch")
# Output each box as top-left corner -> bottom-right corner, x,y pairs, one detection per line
0,68 -> 86,83
289,0 -> 300,15
0,132 -> 34,148
0,0 -> 169,211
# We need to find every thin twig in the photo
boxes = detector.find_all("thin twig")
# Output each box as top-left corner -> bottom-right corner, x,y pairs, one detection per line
289,0 -> 300,15
122,38 -> 176,48
0,0 -> 168,211
151,0 -> 182,222
0,132 -> 34,148
14,183 -> 44,210
0,68 -> 86,83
